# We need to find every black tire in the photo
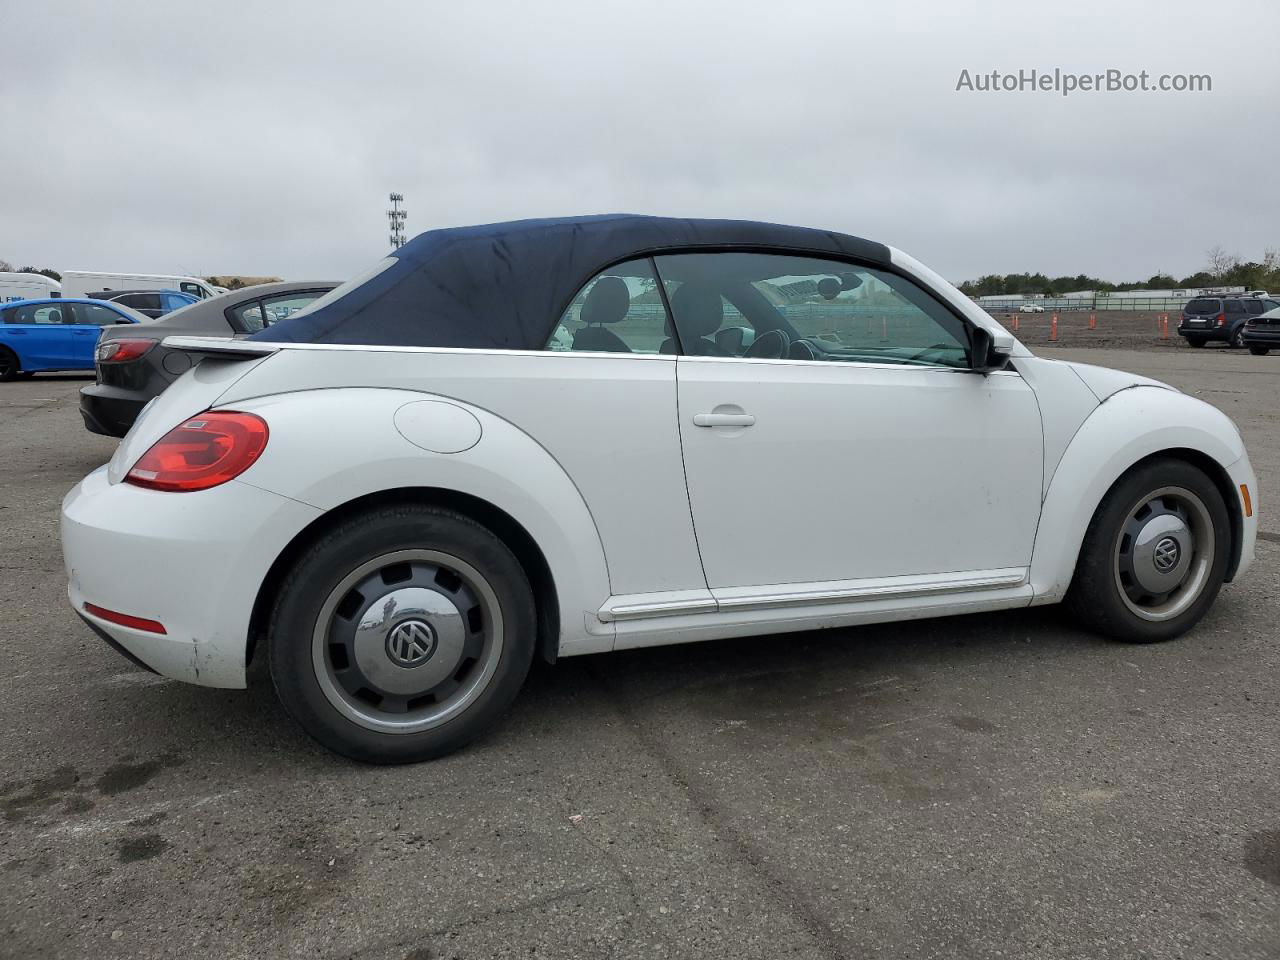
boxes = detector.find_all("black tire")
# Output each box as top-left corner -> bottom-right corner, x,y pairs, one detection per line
1066,458 -> 1231,643
268,505 -> 536,763
0,348 -> 19,382
1185,337 -> 1205,348
1249,346 -> 1270,356
1229,327 -> 1245,349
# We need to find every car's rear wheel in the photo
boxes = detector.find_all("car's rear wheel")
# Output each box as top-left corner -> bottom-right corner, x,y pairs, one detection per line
0,348 -> 20,381
1249,346 -> 1270,356
268,505 -> 536,763
1066,459 -> 1230,643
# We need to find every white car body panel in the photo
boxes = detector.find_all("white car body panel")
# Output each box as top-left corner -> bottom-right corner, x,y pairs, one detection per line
674,357 -> 1043,587
60,247 -> 1258,692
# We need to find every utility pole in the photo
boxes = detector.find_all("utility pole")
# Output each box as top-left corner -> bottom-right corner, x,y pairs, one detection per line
388,193 -> 407,249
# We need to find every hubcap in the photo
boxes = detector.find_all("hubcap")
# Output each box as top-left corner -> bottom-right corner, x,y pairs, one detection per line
1113,486 -> 1214,621
312,549 -> 503,733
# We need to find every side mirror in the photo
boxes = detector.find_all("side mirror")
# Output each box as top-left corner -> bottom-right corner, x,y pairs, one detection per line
969,326 -> 1012,373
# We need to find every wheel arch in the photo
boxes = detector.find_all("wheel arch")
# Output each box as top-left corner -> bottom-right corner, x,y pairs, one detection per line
1029,387 -> 1247,602
247,486 -> 562,672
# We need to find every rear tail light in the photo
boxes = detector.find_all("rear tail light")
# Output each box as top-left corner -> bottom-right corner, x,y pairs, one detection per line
98,339 -> 158,363
1216,312 -> 1226,327
125,411 -> 268,492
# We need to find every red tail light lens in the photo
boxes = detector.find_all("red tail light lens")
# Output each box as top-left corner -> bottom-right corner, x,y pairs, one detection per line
98,339 -> 157,363
125,411 -> 268,492
1216,313 -> 1226,327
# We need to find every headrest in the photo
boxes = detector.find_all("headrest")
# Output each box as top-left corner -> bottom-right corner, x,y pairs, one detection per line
670,284 -> 722,338
580,276 -> 630,325
49,309 -> 63,324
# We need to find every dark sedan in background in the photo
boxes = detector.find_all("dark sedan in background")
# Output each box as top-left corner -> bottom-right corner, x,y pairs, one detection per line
1243,306 -> 1280,355
88,289 -> 199,318
80,280 -> 336,436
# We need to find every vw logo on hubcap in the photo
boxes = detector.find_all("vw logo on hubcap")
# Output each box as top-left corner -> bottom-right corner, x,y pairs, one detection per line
1152,536 -> 1181,573
385,619 -> 437,667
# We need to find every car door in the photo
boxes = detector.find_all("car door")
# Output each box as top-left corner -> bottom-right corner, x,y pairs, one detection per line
1,302 -> 76,369
656,251 -> 1044,597
65,302 -> 132,366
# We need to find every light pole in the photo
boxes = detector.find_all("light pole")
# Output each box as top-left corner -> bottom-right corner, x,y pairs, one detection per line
388,193 -> 407,249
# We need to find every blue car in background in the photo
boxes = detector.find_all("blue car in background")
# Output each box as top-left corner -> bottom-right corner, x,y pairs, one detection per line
0,298 -> 144,381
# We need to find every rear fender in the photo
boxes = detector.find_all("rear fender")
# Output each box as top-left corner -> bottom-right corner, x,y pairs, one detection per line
225,387 -> 613,655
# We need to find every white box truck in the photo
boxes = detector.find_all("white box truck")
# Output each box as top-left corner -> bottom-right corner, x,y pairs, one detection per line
60,271 -> 221,300
0,272 -> 63,302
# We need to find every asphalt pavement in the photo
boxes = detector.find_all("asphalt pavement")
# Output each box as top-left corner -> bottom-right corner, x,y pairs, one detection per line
1,355 -> 1278,960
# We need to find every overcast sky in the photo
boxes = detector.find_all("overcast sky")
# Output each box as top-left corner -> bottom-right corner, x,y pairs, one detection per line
4,0 -> 1277,285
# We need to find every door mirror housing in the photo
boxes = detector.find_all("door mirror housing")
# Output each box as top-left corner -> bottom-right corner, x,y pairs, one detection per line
969,325 -> 1013,373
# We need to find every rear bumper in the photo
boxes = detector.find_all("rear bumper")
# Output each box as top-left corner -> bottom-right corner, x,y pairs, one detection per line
1177,323 -> 1227,341
61,465 -> 322,687
79,384 -> 146,437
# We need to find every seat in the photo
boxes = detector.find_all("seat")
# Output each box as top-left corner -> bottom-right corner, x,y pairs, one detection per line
571,276 -> 632,352
661,284 -> 734,356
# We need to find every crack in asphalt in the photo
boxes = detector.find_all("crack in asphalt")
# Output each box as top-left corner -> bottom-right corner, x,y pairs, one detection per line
584,659 -> 850,960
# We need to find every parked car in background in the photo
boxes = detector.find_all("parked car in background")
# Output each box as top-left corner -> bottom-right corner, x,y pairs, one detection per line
1179,294 -> 1280,348
0,271 -> 62,303
1019,303 -> 1044,313
1242,306 -> 1280,355
79,281 -> 337,436
61,270 -> 220,300
89,289 -> 199,319
0,298 -> 142,380
61,215 -> 1257,764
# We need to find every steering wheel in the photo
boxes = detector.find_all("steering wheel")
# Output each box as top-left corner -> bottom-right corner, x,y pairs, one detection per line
743,329 -> 792,359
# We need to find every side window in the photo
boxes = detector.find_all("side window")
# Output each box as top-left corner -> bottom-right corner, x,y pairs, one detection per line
72,303 -> 129,325
180,281 -> 206,299
544,258 -> 670,354
162,293 -> 192,311
1226,300 -> 1246,316
653,252 -> 971,368
229,300 -> 267,333
259,292 -> 325,328
9,304 -> 68,324
120,293 -> 161,311
1244,300 -> 1264,316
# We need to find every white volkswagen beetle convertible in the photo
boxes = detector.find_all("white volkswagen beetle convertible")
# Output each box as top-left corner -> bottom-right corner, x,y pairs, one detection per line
62,216 -> 1257,763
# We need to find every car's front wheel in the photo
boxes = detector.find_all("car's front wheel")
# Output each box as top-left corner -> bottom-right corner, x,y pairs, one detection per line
1249,346 -> 1270,356
268,505 -> 536,763
1229,327 -> 1246,349
1066,458 -> 1231,643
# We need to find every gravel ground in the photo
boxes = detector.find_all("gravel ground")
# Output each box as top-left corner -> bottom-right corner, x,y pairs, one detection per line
1,354 -> 1278,960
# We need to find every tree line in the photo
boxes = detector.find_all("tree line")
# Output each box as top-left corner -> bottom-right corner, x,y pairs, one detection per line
959,247 -> 1280,298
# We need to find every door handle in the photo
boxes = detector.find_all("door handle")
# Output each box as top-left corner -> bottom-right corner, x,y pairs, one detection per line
693,412 -> 756,428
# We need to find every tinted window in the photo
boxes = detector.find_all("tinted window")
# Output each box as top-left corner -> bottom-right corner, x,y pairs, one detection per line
1185,298 -> 1220,314
5,304 -> 68,324
72,303 -> 128,325
543,258 -> 669,354
229,291 -> 328,333
180,281 -> 206,298
118,293 -> 161,311
1245,300 -> 1264,315
654,252 -> 970,368
1225,300 -> 1246,315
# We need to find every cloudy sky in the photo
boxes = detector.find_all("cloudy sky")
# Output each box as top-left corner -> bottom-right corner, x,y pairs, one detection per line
4,0 -> 1277,285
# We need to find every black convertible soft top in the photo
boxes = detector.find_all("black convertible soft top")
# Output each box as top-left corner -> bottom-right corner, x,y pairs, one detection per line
252,214 -> 891,350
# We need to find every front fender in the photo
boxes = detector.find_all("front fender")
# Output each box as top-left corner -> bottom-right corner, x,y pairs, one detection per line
226,387 -> 613,655
1029,386 -> 1247,603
